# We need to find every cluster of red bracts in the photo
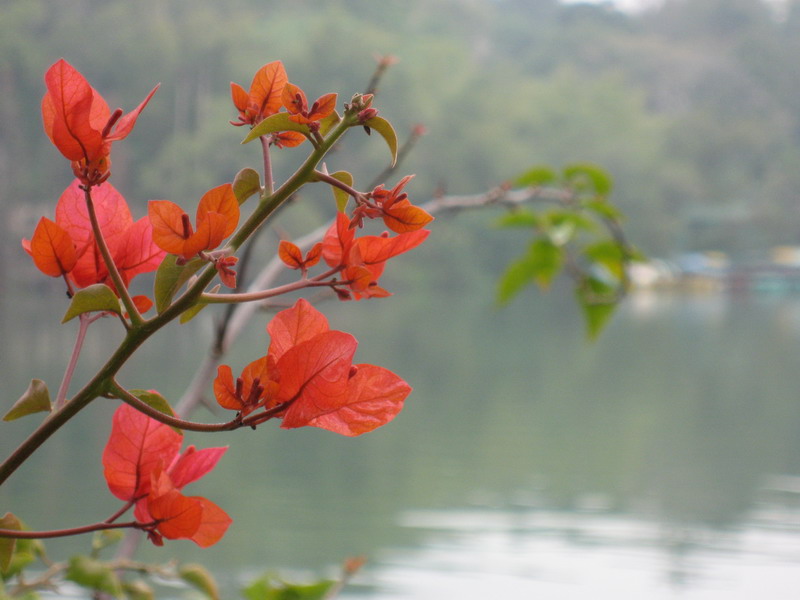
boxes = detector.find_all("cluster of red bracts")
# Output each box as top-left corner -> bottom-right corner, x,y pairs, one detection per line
25,58 -> 432,548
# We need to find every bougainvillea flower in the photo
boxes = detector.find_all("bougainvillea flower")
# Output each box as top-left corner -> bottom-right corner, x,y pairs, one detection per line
149,183 -> 239,260
230,61 -> 288,127
22,179 -> 164,295
282,83 -> 337,128
213,300 -> 411,435
352,175 -> 434,234
42,59 -> 158,185
102,403 -> 230,547
321,212 -> 430,299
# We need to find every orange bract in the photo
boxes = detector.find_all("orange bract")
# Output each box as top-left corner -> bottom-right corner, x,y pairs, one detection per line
149,183 -> 239,260
42,59 -> 157,185
282,82 -> 337,125
230,60 -> 288,126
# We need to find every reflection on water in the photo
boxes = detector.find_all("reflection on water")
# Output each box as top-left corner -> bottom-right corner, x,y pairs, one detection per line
3,283 -> 800,598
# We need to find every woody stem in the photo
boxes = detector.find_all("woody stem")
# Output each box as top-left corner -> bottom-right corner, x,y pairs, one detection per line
109,380 -> 243,432
313,169 -> 363,201
199,267 -> 342,304
0,521 -> 144,540
83,186 -> 143,327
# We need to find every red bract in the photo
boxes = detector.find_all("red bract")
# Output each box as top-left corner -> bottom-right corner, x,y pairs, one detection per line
22,180 -> 164,296
322,212 -> 430,299
230,61 -> 288,127
353,175 -> 434,234
282,83 -> 337,129
102,404 -> 230,547
42,59 -> 158,185
214,299 -> 412,436
148,183 -> 239,261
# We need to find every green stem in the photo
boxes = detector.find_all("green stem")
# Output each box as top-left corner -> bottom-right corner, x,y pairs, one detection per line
109,380 -> 242,432
83,186 -> 143,327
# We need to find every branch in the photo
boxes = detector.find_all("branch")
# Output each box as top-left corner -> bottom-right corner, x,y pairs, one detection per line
0,520 -> 144,540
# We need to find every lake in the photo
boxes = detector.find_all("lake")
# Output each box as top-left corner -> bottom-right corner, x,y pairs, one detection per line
2,272 -> 800,599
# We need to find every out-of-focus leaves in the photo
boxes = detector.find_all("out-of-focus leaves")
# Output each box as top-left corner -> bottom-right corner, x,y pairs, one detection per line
65,556 -> 123,598
495,210 -> 540,229
242,575 -> 335,600
563,163 -> 613,197
497,238 -> 563,304
0,514 -> 22,574
179,563 -> 219,600
3,380 -> 51,422
577,277 -> 618,340
514,166 -> 558,187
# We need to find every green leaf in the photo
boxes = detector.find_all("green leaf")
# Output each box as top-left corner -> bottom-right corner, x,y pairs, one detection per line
319,110 -> 341,136
0,514 -> 22,575
242,575 -> 334,600
363,116 -> 398,166
66,556 -> 123,598
179,284 -> 218,324
91,530 -> 124,554
329,171 -> 354,212
233,168 -> 262,204
577,277 -> 618,340
153,255 -> 205,314
497,238 -> 563,304
62,284 -> 121,323
243,113 -> 311,144
563,163 -> 613,197
514,166 -> 557,188
583,199 -> 622,220
127,390 -> 176,419
584,240 -> 626,280
494,210 -> 540,229
121,579 -> 154,600
3,380 -> 51,422
179,564 -> 219,600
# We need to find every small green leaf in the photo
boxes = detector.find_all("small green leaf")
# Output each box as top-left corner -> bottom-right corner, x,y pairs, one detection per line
363,116 -> 398,166
329,171 -> 354,212
243,114 -> 311,144
242,575 -> 334,600
179,284 -> 218,324
179,564 -> 219,600
153,255 -> 205,314
514,166 -> 558,188
62,284 -> 121,323
319,110 -> 341,136
127,390 -> 177,419
584,240 -> 626,279
233,168 -> 262,204
122,579 -> 154,600
497,238 -> 563,304
91,530 -> 124,554
0,514 -> 22,574
494,211 -> 540,229
3,380 -> 51,422
583,199 -> 622,220
66,556 -> 123,598
577,277 -> 618,339
563,163 -> 613,197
